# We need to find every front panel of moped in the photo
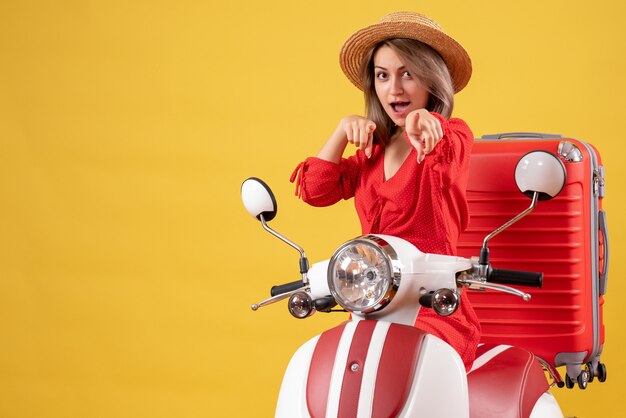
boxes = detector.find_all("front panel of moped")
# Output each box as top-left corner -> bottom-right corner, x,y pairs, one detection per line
275,320 -> 469,418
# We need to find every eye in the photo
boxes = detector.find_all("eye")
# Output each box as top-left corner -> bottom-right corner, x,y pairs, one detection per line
402,70 -> 412,78
375,72 -> 387,80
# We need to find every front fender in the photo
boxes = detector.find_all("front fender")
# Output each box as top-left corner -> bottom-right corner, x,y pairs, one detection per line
275,320 -> 469,418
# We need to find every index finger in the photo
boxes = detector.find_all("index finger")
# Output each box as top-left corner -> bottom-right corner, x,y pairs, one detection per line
359,126 -> 369,150
414,139 -> 425,163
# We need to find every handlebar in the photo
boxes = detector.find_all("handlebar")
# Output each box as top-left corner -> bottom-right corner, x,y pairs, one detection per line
270,280 -> 305,296
487,268 -> 543,288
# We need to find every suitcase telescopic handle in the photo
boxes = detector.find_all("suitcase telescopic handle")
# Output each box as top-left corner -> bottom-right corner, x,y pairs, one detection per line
480,132 -> 563,140
599,210 -> 609,295
488,268 -> 543,288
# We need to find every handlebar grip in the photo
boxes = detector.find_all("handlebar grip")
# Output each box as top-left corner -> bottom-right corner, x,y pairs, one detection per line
270,280 -> 305,297
488,268 -> 543,288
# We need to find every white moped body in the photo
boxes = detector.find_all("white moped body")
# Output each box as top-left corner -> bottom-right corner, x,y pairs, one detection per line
275,237 -> 563,418
242,152 -> 574,418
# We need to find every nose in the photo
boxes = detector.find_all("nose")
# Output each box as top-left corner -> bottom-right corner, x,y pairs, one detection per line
390,75 -> 404,96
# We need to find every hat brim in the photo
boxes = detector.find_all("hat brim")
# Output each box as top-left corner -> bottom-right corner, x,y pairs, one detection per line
339,21 -> 472,93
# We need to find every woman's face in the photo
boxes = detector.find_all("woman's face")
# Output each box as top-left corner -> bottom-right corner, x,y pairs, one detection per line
373,45 -> 429,127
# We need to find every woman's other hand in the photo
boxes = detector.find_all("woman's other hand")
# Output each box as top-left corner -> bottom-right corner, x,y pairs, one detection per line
339,115 -> 376,158
405,109 -> 443,163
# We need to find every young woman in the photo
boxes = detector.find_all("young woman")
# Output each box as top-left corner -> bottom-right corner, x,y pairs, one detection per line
290,12 -> 480,370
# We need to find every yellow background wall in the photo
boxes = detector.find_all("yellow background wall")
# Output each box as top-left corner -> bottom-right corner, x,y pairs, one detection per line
1,0 -> 624,417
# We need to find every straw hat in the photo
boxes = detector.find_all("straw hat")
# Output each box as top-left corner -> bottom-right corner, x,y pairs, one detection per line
339,12 -> 472,93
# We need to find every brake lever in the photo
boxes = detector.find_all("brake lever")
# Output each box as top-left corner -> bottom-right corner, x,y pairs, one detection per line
251,287 -> 310,311
457,277 -> 531,302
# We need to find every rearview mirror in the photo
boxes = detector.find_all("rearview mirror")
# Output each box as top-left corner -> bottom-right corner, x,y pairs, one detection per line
241,177 -> 277,222
515,151 -> 567,200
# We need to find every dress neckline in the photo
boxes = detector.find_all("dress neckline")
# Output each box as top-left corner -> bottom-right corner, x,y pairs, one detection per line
382,145 -> 415,183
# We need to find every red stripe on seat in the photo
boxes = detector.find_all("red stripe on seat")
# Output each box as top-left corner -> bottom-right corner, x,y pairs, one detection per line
373,324 -> 427,418
307,322 -> 347,418
337,320 -> 378,418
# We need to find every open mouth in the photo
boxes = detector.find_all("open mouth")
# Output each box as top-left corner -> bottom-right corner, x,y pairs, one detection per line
390,102 -> 410,113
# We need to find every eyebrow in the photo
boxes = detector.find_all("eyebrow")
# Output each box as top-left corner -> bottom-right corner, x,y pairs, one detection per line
374,65 -> 406,71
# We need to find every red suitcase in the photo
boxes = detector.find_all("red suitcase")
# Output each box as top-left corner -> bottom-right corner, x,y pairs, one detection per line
457,132 -> 608,389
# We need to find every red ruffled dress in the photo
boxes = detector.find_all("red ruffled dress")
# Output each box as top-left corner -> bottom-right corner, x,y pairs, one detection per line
290,113 -> 481,370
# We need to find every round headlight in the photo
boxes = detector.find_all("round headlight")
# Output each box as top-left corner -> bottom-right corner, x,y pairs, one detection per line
327,236 -> 399,314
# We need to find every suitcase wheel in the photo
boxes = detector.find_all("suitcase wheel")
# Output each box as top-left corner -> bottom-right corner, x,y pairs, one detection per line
586,361 -> 608,383
565,370 -> 590,389
585,362 -> 595,383
577,370 -> 589,389
597,362 -> 607,382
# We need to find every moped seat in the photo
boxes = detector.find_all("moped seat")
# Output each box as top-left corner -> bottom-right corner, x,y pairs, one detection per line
467,344 -> 550,418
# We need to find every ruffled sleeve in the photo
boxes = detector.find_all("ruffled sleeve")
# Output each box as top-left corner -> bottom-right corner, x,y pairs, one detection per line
289,154 -> 362,207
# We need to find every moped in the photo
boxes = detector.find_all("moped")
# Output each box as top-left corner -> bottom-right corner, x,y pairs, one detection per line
241,151 -> 569,418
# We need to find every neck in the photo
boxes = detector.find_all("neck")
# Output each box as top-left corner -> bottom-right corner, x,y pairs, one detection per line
388,129 -> 406,145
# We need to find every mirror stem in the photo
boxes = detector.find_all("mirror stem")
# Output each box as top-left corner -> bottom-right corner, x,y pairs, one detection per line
260,214 -> 310,281
479,192 -> 539,269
